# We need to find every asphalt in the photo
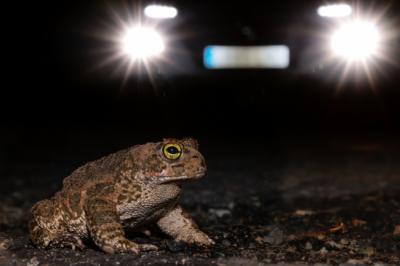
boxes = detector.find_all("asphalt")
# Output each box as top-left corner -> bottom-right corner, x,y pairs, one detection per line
1,139 -> 400,266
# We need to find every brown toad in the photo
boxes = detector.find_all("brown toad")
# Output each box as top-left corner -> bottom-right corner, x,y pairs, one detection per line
29,138 -> 214,254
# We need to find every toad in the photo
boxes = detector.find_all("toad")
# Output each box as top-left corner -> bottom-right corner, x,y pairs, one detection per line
29,138 -> 214,254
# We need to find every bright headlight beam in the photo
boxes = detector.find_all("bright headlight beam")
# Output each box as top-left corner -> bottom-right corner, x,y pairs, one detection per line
317,3 -> 352,18
144,5 -> 178,19
122,27 -> 164,60
331,20 -> 380,61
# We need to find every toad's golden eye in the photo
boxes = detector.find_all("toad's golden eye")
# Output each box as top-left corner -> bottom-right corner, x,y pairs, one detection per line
162,143 -> 182,160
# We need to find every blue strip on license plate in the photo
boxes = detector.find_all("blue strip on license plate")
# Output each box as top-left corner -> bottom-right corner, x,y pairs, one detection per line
204,45 -> 290,69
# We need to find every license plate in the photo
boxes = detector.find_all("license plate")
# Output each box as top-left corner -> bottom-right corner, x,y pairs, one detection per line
203,45 -> 290,69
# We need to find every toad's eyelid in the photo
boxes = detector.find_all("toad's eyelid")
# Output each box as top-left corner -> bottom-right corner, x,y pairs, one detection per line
164,143 -> 182,151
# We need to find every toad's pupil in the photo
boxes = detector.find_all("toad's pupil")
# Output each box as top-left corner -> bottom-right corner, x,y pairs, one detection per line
167,146 -> 178,154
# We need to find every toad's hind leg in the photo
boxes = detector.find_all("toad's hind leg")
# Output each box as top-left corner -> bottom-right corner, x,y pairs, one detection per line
29,199 -> 85,250
29,199 -> 61,248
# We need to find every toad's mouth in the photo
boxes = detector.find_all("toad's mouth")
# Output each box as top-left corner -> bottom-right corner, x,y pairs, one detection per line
159,171 -> 206,184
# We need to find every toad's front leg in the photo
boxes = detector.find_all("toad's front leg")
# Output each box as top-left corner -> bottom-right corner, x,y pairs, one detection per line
85,197 -> 158,254
157,205 -> 214,247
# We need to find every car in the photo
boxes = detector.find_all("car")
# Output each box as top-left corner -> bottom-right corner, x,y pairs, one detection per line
90,0 -> 399,86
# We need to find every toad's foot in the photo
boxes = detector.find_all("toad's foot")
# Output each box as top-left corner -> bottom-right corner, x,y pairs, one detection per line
49,235 -> 86,251
101,238 -> 158,254
157,205 -> 215,247
176,229 -> 215,247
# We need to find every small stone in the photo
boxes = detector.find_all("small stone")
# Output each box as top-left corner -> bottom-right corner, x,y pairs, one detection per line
305,241 -> 313,250
360,246 -> 375,256
253,201 -> 261,207
329,222 -> 346,233
141,229 -> 151,236
209,208 -> 231,218
251,196 -> 261,207
263,227 -> 284,246
393,225 -> 400,236
294,209 -> 315,216
342,258 -> 370,265
352,219 -> 367,227
222,240 -> 231,247
319,247 -> 328,255
255,236 -> 264,244
0,238 -> 12,251
327,240 -> 344,249
27,257 -> 39,266
373,262 -> 388,266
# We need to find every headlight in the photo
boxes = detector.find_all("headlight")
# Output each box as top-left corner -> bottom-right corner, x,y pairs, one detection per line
121,26 -> 165,60
330,20 -> 380,61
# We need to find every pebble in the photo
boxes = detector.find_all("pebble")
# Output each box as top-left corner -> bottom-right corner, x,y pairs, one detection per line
360,246 -> 375,256
373,262 -> 390,266
27,257 -> 39,266
263,227 -> 284,246
393,225 -> 400,236
319,247 -> 328,255
340,258 -> 370,265
351,218 -> 367,227
0,239 -> 11,251
208,208 -> 231,218
327,240 -> 344,249
294,209 -> 315,216
222,240 -> 231,247
305,241 -> 313,250
254,236 -> 263,244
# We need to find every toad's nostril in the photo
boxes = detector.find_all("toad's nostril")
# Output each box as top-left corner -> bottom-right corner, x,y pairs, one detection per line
192,155 -> 199,159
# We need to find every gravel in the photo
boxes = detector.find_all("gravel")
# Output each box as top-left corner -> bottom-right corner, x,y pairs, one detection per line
1,145 -> 399,265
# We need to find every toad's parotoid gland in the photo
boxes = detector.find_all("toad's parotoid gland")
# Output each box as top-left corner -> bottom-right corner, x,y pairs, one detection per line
29,138 -> 214,254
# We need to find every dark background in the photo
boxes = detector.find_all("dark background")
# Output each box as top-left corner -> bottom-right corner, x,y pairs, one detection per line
2,0 -> 400,186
